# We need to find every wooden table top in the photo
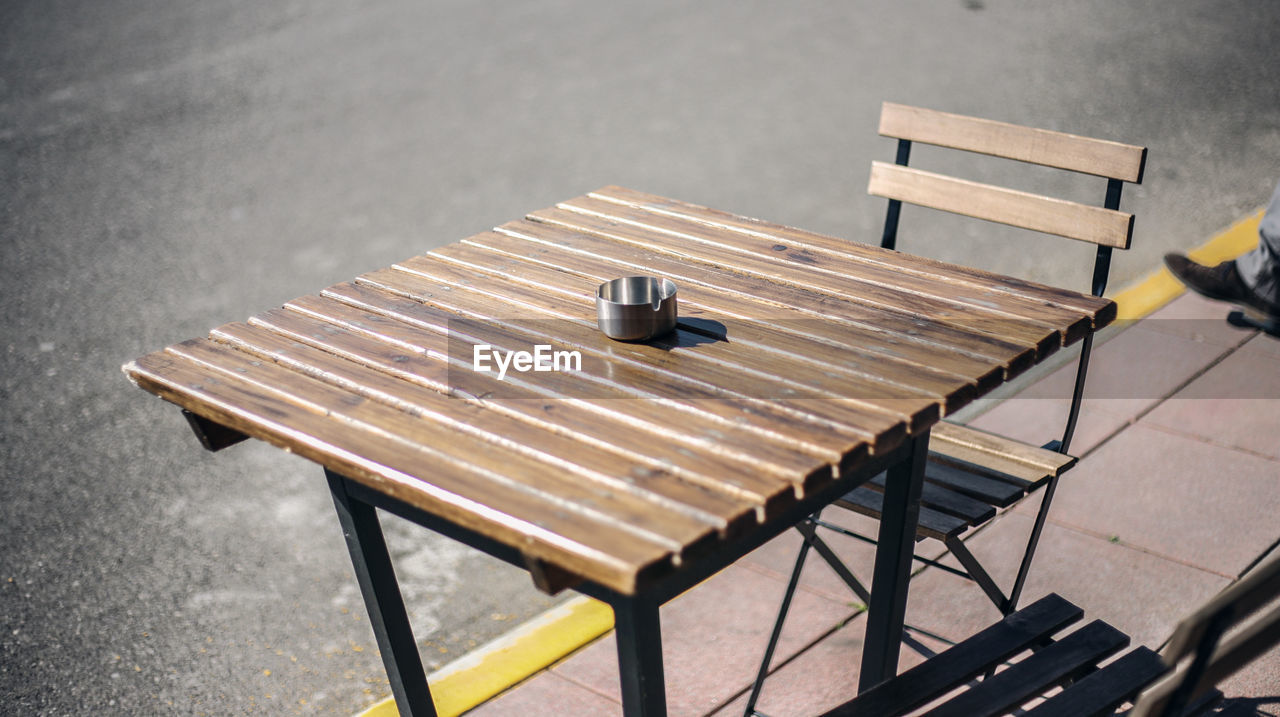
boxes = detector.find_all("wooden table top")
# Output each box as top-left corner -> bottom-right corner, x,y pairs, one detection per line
124,186 -> 1114,595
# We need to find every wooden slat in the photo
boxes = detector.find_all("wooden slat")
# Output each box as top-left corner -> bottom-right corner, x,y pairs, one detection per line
166,338 -> 722,556
867,473 -> 997,526
560,195 -> 1098,342
531,206 -> 1073,353
922,620 -> 1130,717
590,185 -> 1117,327
480,220 -> 1040,374
879,102 -> 1147,183
836,486 -> 970,541
317,279 -> 906,465
923,460 -> 1028,508
230,305 -> 815,511
210,319 -> 765,535
822,594 -> 1084,717
353,262 -> 941,441
932,422 -> 1076,479
124,348 -> 672,594
869,162 -> 1135,249
438,233 -> 1010,393
381,255 -> 973,417
1023,648 -> 1167,717
568,195 -> 1100,339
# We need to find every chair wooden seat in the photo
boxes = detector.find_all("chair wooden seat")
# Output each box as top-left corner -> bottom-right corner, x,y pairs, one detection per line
823,549 -> 1280,717
743,103 -> 1147,716
836,423 -> 1076,542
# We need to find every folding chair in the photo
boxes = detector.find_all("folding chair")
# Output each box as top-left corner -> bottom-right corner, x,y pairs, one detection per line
821,548 -> 1280,716
745,103 -> 1147,714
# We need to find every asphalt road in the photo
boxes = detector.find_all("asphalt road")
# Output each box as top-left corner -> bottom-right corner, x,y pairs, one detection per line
4,1 -> 1280,714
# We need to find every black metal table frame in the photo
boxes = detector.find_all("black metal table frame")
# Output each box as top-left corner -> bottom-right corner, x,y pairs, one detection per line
324,429 -> 930,717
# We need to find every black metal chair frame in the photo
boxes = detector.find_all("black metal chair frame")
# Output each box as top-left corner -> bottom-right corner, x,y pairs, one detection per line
744,111 -> 1140,717
817,548 -> 1280,717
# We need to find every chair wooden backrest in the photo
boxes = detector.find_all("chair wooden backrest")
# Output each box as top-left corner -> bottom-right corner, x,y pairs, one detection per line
868,101 -> 1147,455
1130,550 -> 1280,716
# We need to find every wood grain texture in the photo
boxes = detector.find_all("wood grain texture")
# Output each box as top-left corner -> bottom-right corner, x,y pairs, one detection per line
878,102 -> 1147,183
123,187 -> 1111,594
869,162 -> 1135,249
931,421 -> 1076,479
589,185 -> 1116,327
530,205 -> 1074,353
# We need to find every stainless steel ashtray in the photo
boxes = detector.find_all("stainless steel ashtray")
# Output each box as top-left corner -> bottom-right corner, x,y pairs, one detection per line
596,276 -> 678,341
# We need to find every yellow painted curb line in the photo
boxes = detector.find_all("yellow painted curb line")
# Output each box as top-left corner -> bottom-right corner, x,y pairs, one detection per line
353,211 -> 1265,717
1111,209 -> 1263,320
357,596 -> 614,717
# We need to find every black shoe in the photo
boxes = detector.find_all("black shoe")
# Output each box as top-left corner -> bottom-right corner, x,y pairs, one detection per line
1164,253 -> 1280,317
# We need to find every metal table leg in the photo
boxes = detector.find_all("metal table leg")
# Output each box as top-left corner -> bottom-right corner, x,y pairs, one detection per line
613,595 -> 667,717
858,430 -> 929,692
327,469 -> 438,717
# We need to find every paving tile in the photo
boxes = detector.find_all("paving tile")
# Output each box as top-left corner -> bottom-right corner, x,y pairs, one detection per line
549,564 -> 855,717
1221,641 -> 1280,709
1142,348 -> 1280,461
737,508 -> 947,606
1015,325 -> 1232,421
1243,332 -> 1280,359
1141,292 -> 1260,349
901,513 -> 1229,649
966,397 -> 1131,456
465,671 -> 620,716
1039,424 -> 1280,575
709,613 -> 949,717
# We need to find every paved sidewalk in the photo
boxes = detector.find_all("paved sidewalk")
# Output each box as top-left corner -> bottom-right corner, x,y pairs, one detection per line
463,291 -> 1280,716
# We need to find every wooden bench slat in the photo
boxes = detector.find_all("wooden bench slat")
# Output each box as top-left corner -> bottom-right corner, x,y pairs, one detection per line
166,338 -> 722,556
836,486 -> 969,541
560,195 -> 1099,341
1021,647 -> 1167,717
932,421 -> 1077,479
922,620 -> 1130,717
878,102 -> 1147,183
588,185 -> 1117,327
869,162 -> 1135,249
868,472 -> 998,526
124,348 -> 673,595
532,206 -> 1070,355
211,319 -> 767,534
445,231 -> 1010,393
924,459 -> 1029,507
822,594 -> 1084,717
356,261 -> 941,443
289,286 -> 846,489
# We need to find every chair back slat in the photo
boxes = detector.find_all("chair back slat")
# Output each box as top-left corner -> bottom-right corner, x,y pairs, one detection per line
1130,551 -> 1280,716
868,161 -> 1135,249
879,102 -> 1147,182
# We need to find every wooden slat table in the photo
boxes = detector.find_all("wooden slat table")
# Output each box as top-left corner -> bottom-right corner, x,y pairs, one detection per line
123,186 -> 1114,717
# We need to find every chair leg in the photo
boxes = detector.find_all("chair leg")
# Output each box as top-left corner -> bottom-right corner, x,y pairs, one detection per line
944,534 -> 1010,614
1007,474 -> 1062,614
803,523 -> 873,605
744,521 -> 816,717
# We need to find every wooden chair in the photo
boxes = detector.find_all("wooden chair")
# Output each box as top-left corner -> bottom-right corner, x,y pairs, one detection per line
820,548 -> 1280,716
744,103 -> 1147,715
